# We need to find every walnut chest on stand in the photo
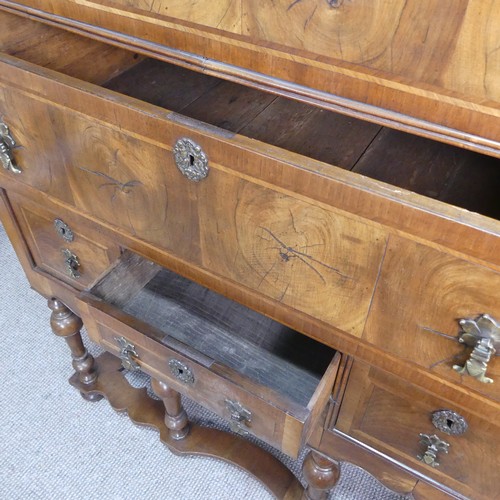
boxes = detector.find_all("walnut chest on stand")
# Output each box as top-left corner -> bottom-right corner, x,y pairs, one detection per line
0,2 -> 498,498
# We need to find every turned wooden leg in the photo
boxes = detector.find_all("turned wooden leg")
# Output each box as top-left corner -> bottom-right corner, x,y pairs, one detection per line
48,297 -> 102,402
151,378 -> 190,440
302,450 -> 340,500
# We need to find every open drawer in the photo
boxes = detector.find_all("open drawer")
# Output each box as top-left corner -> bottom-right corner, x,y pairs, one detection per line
79,251 -> 341,458
0,11 -> 498,348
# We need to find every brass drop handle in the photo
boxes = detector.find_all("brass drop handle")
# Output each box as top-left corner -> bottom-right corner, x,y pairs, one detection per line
62,248 -> 81,279
115,337 -> 140,371
0,121 -> 21,174
224,398 -> 252,436
453,314 -> 499,384
417,434 -> 449,468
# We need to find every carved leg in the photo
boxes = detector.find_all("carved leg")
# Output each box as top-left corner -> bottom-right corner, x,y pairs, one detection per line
302,450 -> 340,500
48,297 -> 102,402
151,378 -> 190,440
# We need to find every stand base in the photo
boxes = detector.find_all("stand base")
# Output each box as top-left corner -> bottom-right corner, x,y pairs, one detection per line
70,352 -> 304,500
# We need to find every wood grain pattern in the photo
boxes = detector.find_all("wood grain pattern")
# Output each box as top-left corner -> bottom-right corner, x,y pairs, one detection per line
363,235 -> 500,403
120,265 -> 334,407
108,0 -> 242,33
199,176 -> 387,337
0,71 -> 386,336
0,51 -> 498,268
318,429 -> 420,496
336,361 -> 500,500
238,96 -> 381,169
0,82 -> 202,261
2,1 -> 500,152
80,296 -> 339,458
9,193 -> 120,288
104,58 -> 221,111
0,6 -> 499,497
353,128 -> 500,220
5,184 -> 497,424
245,0 -> 410,63
104,59 -> 382,166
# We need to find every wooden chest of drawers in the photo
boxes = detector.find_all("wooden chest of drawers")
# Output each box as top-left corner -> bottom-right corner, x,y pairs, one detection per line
0,2 -> 498,499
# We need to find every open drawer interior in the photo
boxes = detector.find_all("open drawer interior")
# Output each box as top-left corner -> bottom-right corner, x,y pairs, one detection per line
101,58 -> 500,220
81,251 -> 338,456
1,11 -> 498,222
0,10 -> 140,85
87,252 -> 335,406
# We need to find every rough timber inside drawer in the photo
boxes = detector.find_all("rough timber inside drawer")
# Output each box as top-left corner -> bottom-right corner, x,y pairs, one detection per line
336,361 -> 500,500
80,251 -> 340,458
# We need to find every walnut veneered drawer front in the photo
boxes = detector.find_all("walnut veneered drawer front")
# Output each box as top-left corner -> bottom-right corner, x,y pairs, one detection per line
335,361 -> 500,500
79,251 -> 341,458
363,235 -> 500,403
8,193 -> 120,288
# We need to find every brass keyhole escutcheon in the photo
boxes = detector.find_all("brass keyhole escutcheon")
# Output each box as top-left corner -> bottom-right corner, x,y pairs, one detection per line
173,138 -> 209,181
432,410 -> 468,436
54,219 -> 75,242
169,359 -> 195,385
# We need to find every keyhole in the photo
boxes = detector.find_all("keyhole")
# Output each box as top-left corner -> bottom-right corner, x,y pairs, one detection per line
188,154 -> 195,166
447,419 -> 454,429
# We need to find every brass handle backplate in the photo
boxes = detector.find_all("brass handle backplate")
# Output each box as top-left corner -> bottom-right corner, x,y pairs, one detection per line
62,248 -> 80,279
169,359 -> 195,385
173,138 -> 209,181
115,337 -> 140,371
417,433 -> 449,468
224,398 -> 252,436
0,121 -> 21,174
453,314 -> 499,384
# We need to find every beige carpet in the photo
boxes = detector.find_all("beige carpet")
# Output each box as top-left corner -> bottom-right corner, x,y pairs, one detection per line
0,223 -> 405,499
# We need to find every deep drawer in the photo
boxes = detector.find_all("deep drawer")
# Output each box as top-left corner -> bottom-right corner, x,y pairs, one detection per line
335,361 -> 500,500
8,192 -> 120,288
79,251 -> 341,458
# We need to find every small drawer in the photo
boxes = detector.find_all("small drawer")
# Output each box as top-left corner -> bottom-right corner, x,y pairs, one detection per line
9,193 -> 120,288
335,361 -> 500,500
79,251 -> 341,458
